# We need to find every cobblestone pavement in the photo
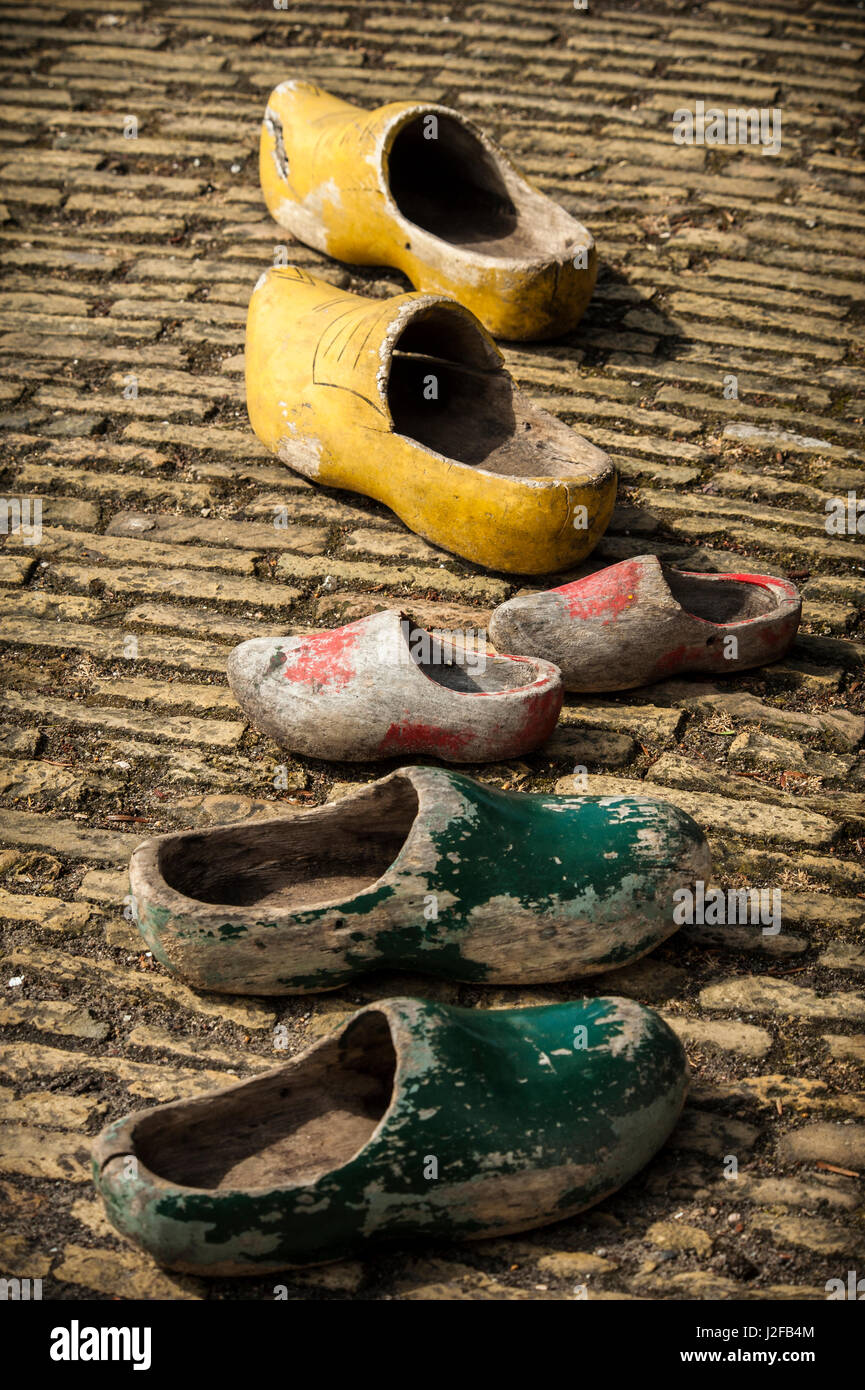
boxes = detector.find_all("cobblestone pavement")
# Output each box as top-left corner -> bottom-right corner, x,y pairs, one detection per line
1,0 -> 864,1302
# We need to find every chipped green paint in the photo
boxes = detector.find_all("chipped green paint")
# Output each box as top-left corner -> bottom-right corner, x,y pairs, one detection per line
133,900 -> 174,971
128,767 -> 711,994
92,994 -> 688,1274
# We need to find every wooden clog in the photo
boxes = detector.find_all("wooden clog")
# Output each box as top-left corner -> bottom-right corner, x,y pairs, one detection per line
92,994 -> 688,1273
260,80 -> 596,341
245,267 -> 616,575
490,555 -> 802,692
127,765 -> 711,995
227,609 -> 563,763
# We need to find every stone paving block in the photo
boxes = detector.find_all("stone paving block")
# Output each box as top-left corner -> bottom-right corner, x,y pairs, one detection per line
14,462 -> 215,509
668,1109 -> 760,1156
342,527 -> 452,564
75,869 -> 136,908
659,1013 -> 773,1059
0,757 -> 87,808
786,895 -> 865,931
728,729 -> 854,782
714,1172 -> 858,1214
274,552 -> 510,604
53,1245 -> 203,1300
0,1124 -> 91,1183
0,556 -> 35,586
0,887 -> 91,935
4,525 -> 259,576
700,976 -> 865,1022
778,1122 -> 865,1171
0,810 -> 132,862
47,562 -> 304,612
646,1221 -> 713,1256
3,690 -> 246,749
89,676 -> 236,716
540,726 -> 638,767
817,944 -> 865,974
692,1074 -> 865,1119
823,1035 -> 865,1066
123,602 -> 283,645
2,941 -> 274,1030
0,728 -> 40,756
122,420 -> 267,455
106,510 -> 329,556
0,997 -> 108,1040
535,1251 -> 618,1280
0,1091 -> 105,1129
750,1214 -> 864,1259
558,702 -> 684,744
33,384 -> 211,421
0,616 -> 228,674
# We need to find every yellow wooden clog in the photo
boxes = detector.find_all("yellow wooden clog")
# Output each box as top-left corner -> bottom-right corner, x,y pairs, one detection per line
245,267 -> 616,575
260,79 -> 596,341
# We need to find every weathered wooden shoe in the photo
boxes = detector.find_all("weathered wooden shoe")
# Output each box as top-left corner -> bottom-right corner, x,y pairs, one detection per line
127,764 -> 711,995
490,555 -> 802,692
260,80 -> 596,341
246,267 -> 616,574
227,609 -> 563,763
93,994 -> 688,1273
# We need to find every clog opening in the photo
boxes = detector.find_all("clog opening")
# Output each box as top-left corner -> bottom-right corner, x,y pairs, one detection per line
389,304 -> 602,478
156,777 -> 419,910
133,1010 -> 397,1190
665,568 -> 779,624
388,112 -> 519,249
399,615 -> 543,694
388,305 -> 516,465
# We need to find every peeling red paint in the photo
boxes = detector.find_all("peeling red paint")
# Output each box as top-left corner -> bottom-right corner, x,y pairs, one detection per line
551,558 -> 642,622
379,720 -> 475,757
717,573 -> 795,596
509,681 -> 563,750
281,625 -> 359,691
651,643 -> 705,677
759,615 -> 799,647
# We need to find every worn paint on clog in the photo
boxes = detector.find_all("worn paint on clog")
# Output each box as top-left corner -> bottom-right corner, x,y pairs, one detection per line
128,766 -> 712,995
245,267 -> 616,575
227,609 -> 563,763
490,555 -> 802,691
93,994 -> 688,1274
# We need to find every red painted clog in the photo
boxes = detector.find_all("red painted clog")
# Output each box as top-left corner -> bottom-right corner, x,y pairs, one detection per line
228,609 -> 563,761
489,555 -> 801,692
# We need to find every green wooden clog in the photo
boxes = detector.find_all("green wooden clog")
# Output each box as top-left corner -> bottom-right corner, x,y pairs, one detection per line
128,766 -> 711,994
92,994 -> 688,1274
